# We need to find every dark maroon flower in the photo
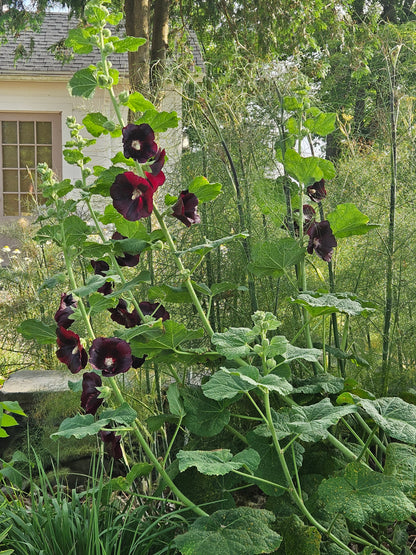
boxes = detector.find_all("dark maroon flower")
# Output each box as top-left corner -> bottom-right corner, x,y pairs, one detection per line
109,298 -> 140,328
110,171 -> 165,222
112,232 -> 140,267
91,259 -> 113,295
54,293 -> 77,329
56,326 -> 88,374
123,123 -> 158,163
289,205 -> 316,236
172,190 -> 201,227
89,337 -> 132,377
307,220 -> 337,262
100,430 -> 122,459
81,372 -> 103,415
139,301 -> 170,322
132,354 -> 147,368
149,148 -> 166,176
307,179 -> 327,203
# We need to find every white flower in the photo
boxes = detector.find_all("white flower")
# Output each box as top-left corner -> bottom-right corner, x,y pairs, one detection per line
2,246 -> 11,253
12,249 -> 21,255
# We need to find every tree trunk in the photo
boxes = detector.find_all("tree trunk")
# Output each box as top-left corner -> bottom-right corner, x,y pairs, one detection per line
124,0 -> 150,95
150,0 -> 169,91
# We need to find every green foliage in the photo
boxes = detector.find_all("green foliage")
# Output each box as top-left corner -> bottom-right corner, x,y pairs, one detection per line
173,507 -> 282,555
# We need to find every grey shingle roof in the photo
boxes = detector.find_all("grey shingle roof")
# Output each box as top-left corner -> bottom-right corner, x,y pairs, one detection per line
0,12 -> 128,76
187,29 -> 205,74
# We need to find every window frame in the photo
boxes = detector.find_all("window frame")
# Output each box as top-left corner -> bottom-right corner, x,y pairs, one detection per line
0,112 -> 62,220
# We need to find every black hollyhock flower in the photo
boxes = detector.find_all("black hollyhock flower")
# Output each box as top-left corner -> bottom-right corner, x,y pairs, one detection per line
100,430 -> 122,459
81,372 -> 103,415
139,301 -> 170,322
149,148 -> 166,176
112,232 -> 140,267
132,354 -> 147,368
307,220 -> 337,262
89,337 -> 132,377
56,326 -> 88,374
172,190 -> 201,227
110,171 -> 165,222
122,123 -> 158,162
109,298 -> 140,328
288,205 -> 316,236
91,259 -> 113,295
54,293 -> 77,329
307,179 -> 327,203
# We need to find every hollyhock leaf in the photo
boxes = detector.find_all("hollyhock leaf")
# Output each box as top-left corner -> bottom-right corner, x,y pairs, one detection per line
73,275 -> 110,297
293,374 -> 345,395
68,67 -> 97,99
90,166 -> 127,196
106,272 -> 151,298
130,320 -> 204,356
202,369 -> 259,401
358,397 -> 416,443
135,109 -> 179,132
88,292 -> 117,314
304,111 -> 336,136
281,515 -> 321,555
148,285 -> 192,303
318,462 -> 414,527
174,507 -> 282,555
39,273 -> 67,292
100,403 -> 137,426
211,328 -> 257,360
35,223 -> 62,245
188,176 -> 222,203
81,242 -> 113,258
210,282 -> 238,296
293,292 -> 376,318
68,378 -> 83,392
110,152 -> 136,166
286,399 -> 357,442
113,36 -> 147,53
0,414 -> 18,428
100,205 -> 151,239
177,449 -> 245,475
65,27 -> 94,54
165,194 -> 178,206
167,383 -> 186,417
51,413 -> 103,439
0,401 -> 26,417
284,149 -> 335,185
17,319 -> 57,344
83,112 -> 115,137
112,237 -> 147,256
248,238 -> 305,278
182,387 -> 231,437
122,91 -> 156,112
258,375 -> 293,395
384,443 -> 416,497
63,215 -> 91,248
147,413 -> 180,433
327,203 -> 380,239
284,96 -> 303,111
177,232 -> 249,256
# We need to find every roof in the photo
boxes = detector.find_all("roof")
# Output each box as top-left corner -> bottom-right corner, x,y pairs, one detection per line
187,29 -> 205,75
0,12 -> 128,77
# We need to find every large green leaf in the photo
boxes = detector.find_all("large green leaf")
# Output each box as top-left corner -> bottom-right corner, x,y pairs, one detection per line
17,319 -> 57,344
248,238 -> 305,278
68,67 -> 97,98
135,109 -> 179,132
65,27 -> 94,54
148,284 -> 192,304
304,111 -> 336,137
177,448 -> 260,476
182,387 -> 230,437
285,399 -> 357,442
202,368 -> 259,400
318,462 -> 414,527
177,232 -> 249,256
51,414 -> 103,439
293,374 -> 345,395
358,397 -> 416,443
122,91 -> 156,112
281,515 -> 321,555
384,443 -> 416,498
188,176 -> 222,203
211,328 -> 256,359
326,203 -> 380,239
284,149 -> 335,185
63,215 -> 91,248
112,36 -> 146,53
167,383 -> 186,418
293,292 -> 375,318
173,507 -> 282,555
83,112 -> 118,137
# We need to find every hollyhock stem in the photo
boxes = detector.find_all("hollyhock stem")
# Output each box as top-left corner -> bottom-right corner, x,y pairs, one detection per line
152,204 -> 214,337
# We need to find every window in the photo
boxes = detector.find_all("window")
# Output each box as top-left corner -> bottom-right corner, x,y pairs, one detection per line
0,113 -> 62,219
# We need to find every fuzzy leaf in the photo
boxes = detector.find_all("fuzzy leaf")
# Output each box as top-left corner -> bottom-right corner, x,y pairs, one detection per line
293,374 -> 345,395
135,109 -> 179,132
249,238 -> 305,278
202,368 -> 259,400
182,387 -> 230,437
174,507 -> 282,555
359,397 -> 416,443
318,462 -> 414,527
51,414 -> 103,439
177,449 -> 242,476
327,203 -> 380,239
18,319 -> 57,344
304,111 -> 336,136
122,91 -> 156,112
68,67 -> 97,98
112,36 -> 146,53
293,292 -> 375,318
384,443 -> 416,497
284,149 -> 335,185
282,514 -> 321,555
188,176 -> 222,203
167,383 -> 186,417
211,328 -> 256,359
178,232 -> 249,256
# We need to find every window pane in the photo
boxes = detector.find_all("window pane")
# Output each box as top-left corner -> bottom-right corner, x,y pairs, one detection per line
3,145 -> 18,168
19,121 -> 35,144
20,170 -> 34,193
4,194 -> 19,216
19,146 -> 35,168
3,170 -> 18,192
36,121 -> 52,144
2,121 -> 17,144
37,146 -> 52,167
